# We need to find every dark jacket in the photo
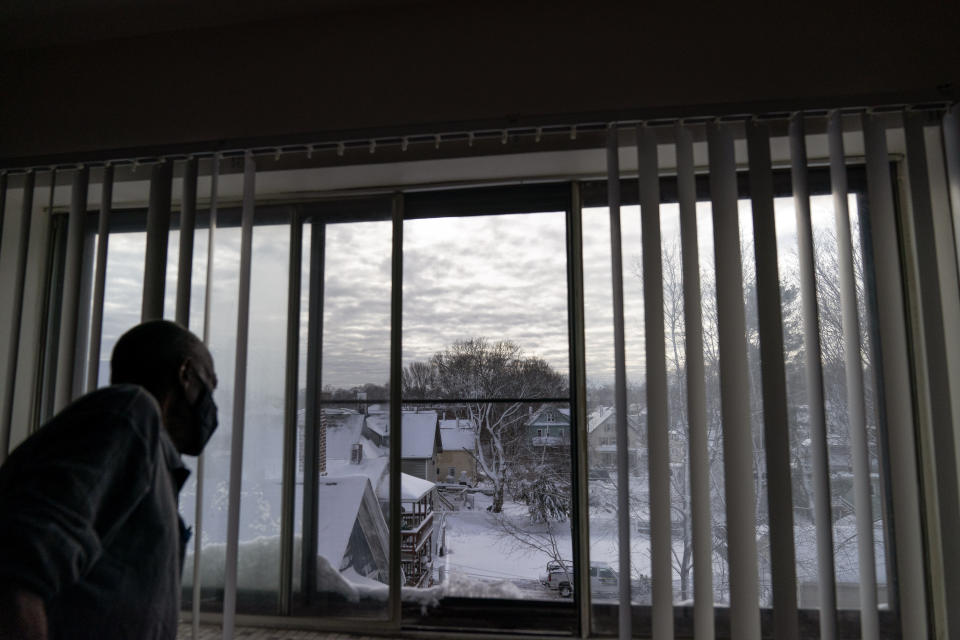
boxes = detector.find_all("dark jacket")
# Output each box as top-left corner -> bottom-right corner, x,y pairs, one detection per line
0,385 -> 189,640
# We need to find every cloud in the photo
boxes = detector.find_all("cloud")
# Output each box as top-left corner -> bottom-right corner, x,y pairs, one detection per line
103,196 -> 803,394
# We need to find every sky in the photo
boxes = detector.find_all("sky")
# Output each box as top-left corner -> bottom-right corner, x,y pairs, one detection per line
94,193 -> 849,405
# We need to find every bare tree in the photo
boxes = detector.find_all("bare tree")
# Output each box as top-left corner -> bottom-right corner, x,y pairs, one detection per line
403,338 -> 567,512
497,514 -> 568,567
401,361 -> 436,400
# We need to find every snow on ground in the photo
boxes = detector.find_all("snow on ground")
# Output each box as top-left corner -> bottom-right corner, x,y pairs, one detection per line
407,570 -> 524,607
438,491 -> 652,601
441,494 -> 561,587
183,481 -> 887,608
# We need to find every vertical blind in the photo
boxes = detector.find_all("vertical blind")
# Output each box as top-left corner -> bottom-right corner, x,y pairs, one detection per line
0,105 -> 958,639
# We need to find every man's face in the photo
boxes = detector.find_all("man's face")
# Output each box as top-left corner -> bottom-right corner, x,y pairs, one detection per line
184,347 -> 218,407
167,345 -> 219,455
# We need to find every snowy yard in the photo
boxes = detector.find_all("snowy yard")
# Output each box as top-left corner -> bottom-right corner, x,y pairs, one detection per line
437,490 -> 649,602
434,486 -> 887,608
182,480 -> 888,610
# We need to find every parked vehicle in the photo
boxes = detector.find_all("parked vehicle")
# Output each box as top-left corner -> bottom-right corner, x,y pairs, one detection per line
540,560 -> 574,597
539,560 -> 619,599
588,468 -> 611,481
589,562 -> 619,600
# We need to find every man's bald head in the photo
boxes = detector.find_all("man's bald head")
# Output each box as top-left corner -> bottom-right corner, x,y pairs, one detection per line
111,320 -> 210,401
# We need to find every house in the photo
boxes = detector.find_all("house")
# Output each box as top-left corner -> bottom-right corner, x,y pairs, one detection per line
401,411 -> 443,481
525,406 -> 571,447
321,407 -> 439,588
587,407 -> 644,469
437,418 -> 478,484
323,408 -> 368,458
360,408 -> 443,480
315,476 -> 390,584
299,408 -> 392,592
319,407 -> 438,589
400,474 -> 437,588
361,406 -> 389,449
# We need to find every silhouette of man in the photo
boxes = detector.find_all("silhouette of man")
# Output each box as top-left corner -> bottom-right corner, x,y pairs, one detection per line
0,320 -> 218,640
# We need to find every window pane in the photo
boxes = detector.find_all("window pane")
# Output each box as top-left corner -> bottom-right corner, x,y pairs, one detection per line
401,211 -> 574,633
190,225 -> 241,612
294,217 -> 393,618
97,230 -> 146,387
234,221 -> 290,613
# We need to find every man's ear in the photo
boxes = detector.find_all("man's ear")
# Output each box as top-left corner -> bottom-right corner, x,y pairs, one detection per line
178,358 -> 193,388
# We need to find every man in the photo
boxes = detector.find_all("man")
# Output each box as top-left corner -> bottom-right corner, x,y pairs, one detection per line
0,320 -> 218,640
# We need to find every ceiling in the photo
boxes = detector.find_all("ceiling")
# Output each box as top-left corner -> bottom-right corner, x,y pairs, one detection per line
0,0 -> 421,50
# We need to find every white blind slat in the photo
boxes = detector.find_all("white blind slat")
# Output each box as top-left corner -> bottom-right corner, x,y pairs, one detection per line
53,167 -> 90,412
675,123 -> 714,640
707,121 -> 760,640
903,110 -> 960,637
222,152 -> 256,640
175,157 -> 199,328
863,112 -> 928,640
87,165 -> 114,392
828,111 -> 880,639
638,124 -> 673,640
790,115 -> 838,640
606,127 -> 632,640
142,161 -> 173,321
747,119 -> 799,640
1,170 -> 36,462
192,154 -> 220,640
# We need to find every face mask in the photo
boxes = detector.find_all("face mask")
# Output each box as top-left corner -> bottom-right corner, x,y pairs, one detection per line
182,382 -> 218,456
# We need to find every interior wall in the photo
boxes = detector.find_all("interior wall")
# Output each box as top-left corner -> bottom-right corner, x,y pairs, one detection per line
0,0 -> 957,163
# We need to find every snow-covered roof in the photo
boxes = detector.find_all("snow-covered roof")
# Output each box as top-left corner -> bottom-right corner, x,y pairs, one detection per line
402,411 -> 439,458
587,407 -> 643,434
365,412 -> 389,436
323,410 -> 366,460
526,406 -> 572,426
439,418 -> 475,430
315,476 -> 369,566
370,470 -> 434,503
401,473 -> 435,501
440,426 -> 475,451
588,407 -> 616,434
326,454 -> 388,489
354,410 -> 440,457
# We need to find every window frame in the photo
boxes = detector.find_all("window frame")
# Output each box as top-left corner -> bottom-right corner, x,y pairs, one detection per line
51,161 -> 897,638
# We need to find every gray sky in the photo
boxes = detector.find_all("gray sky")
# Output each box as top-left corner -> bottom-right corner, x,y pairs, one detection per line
95,194 -> 846,402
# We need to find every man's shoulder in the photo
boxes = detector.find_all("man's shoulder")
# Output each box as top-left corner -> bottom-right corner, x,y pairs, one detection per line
1,386 -> 165,481
44,385 -> 164,443
71,384 -> 160,414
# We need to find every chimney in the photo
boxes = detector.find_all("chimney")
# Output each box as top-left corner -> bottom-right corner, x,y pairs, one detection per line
357,391 -> 368,416
319,411 -> 327,476
351,442 -> 363,465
